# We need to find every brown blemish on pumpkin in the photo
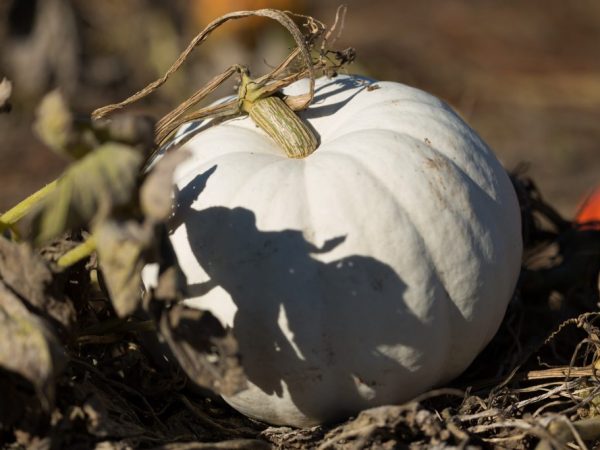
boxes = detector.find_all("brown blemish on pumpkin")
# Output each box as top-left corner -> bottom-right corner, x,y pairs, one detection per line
424,156 -> 448,171
424,137 -> 432,146
367,84 -> 380,91
423,156 -> 452,204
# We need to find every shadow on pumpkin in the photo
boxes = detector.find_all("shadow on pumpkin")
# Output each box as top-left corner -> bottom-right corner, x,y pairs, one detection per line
175,168 -> 430,423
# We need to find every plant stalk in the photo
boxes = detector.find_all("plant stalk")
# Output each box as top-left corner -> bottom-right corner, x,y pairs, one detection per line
0,180 -> 58,232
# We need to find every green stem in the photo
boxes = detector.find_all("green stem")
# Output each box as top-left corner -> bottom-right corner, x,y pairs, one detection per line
57,236 -> 96,267
238,70 -> 318,159
0,179 -> 59,232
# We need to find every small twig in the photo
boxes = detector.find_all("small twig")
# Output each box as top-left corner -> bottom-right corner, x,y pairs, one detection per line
322,5 -> 347,50
254,48 -> 302,84
536,414 -> 599,450
511,381 -> 570,394
70,357 -> 168,432
445,421 -> 470,448
533,399 -> 577,418
455,408 -> 502,422
512,381 -> 581,411
482,432 -> 528,444
526,366 -> 596,380
467,418 -> 562,447
179,394 -> 244,437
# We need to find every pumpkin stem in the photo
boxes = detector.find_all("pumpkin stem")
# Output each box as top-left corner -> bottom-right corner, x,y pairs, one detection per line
238,69 -> 318,158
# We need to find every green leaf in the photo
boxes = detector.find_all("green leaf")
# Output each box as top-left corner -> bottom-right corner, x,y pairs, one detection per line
30,143 -> 144,245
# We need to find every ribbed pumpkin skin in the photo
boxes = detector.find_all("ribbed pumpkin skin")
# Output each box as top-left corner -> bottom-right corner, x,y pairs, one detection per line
162,75 -> 522,427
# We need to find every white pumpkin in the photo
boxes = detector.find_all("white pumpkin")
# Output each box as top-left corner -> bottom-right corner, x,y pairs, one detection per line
157,74 -> 522,427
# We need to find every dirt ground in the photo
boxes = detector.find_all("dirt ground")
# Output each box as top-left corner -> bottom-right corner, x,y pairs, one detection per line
1,1 -> 599,215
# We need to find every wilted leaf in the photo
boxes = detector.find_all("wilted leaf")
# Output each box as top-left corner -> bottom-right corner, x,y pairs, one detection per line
34,91 -> 156,160
30,143 -> 144,245
140,149 -> 190,221
0,237 -> 69,433
34,90 -> 74,154
95,220 -> 153,317
0,238 -> 76,329
0,282 -> 65,408
33,90 -> 101,159
0,78 -> 12,113
158,304 -> 246,397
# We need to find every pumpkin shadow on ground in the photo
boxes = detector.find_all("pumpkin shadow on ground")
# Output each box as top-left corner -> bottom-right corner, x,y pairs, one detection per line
176,169 -> 430,424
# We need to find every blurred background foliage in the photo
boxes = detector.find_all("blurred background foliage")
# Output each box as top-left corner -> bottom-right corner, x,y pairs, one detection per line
0,0 -> 598,216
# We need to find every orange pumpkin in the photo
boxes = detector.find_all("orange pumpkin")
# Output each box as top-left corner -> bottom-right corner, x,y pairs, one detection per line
190,0 -> 305,35
575,186 -> 600,228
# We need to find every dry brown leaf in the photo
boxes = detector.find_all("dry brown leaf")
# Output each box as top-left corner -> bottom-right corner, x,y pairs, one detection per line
0,281 -> 65,408
0,237 -> 75,329
93,146 -> 189,318
0,236 -> 69,434
91,144 -> 190,314
141,149 -> 191,222
95,220 -> 153,317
